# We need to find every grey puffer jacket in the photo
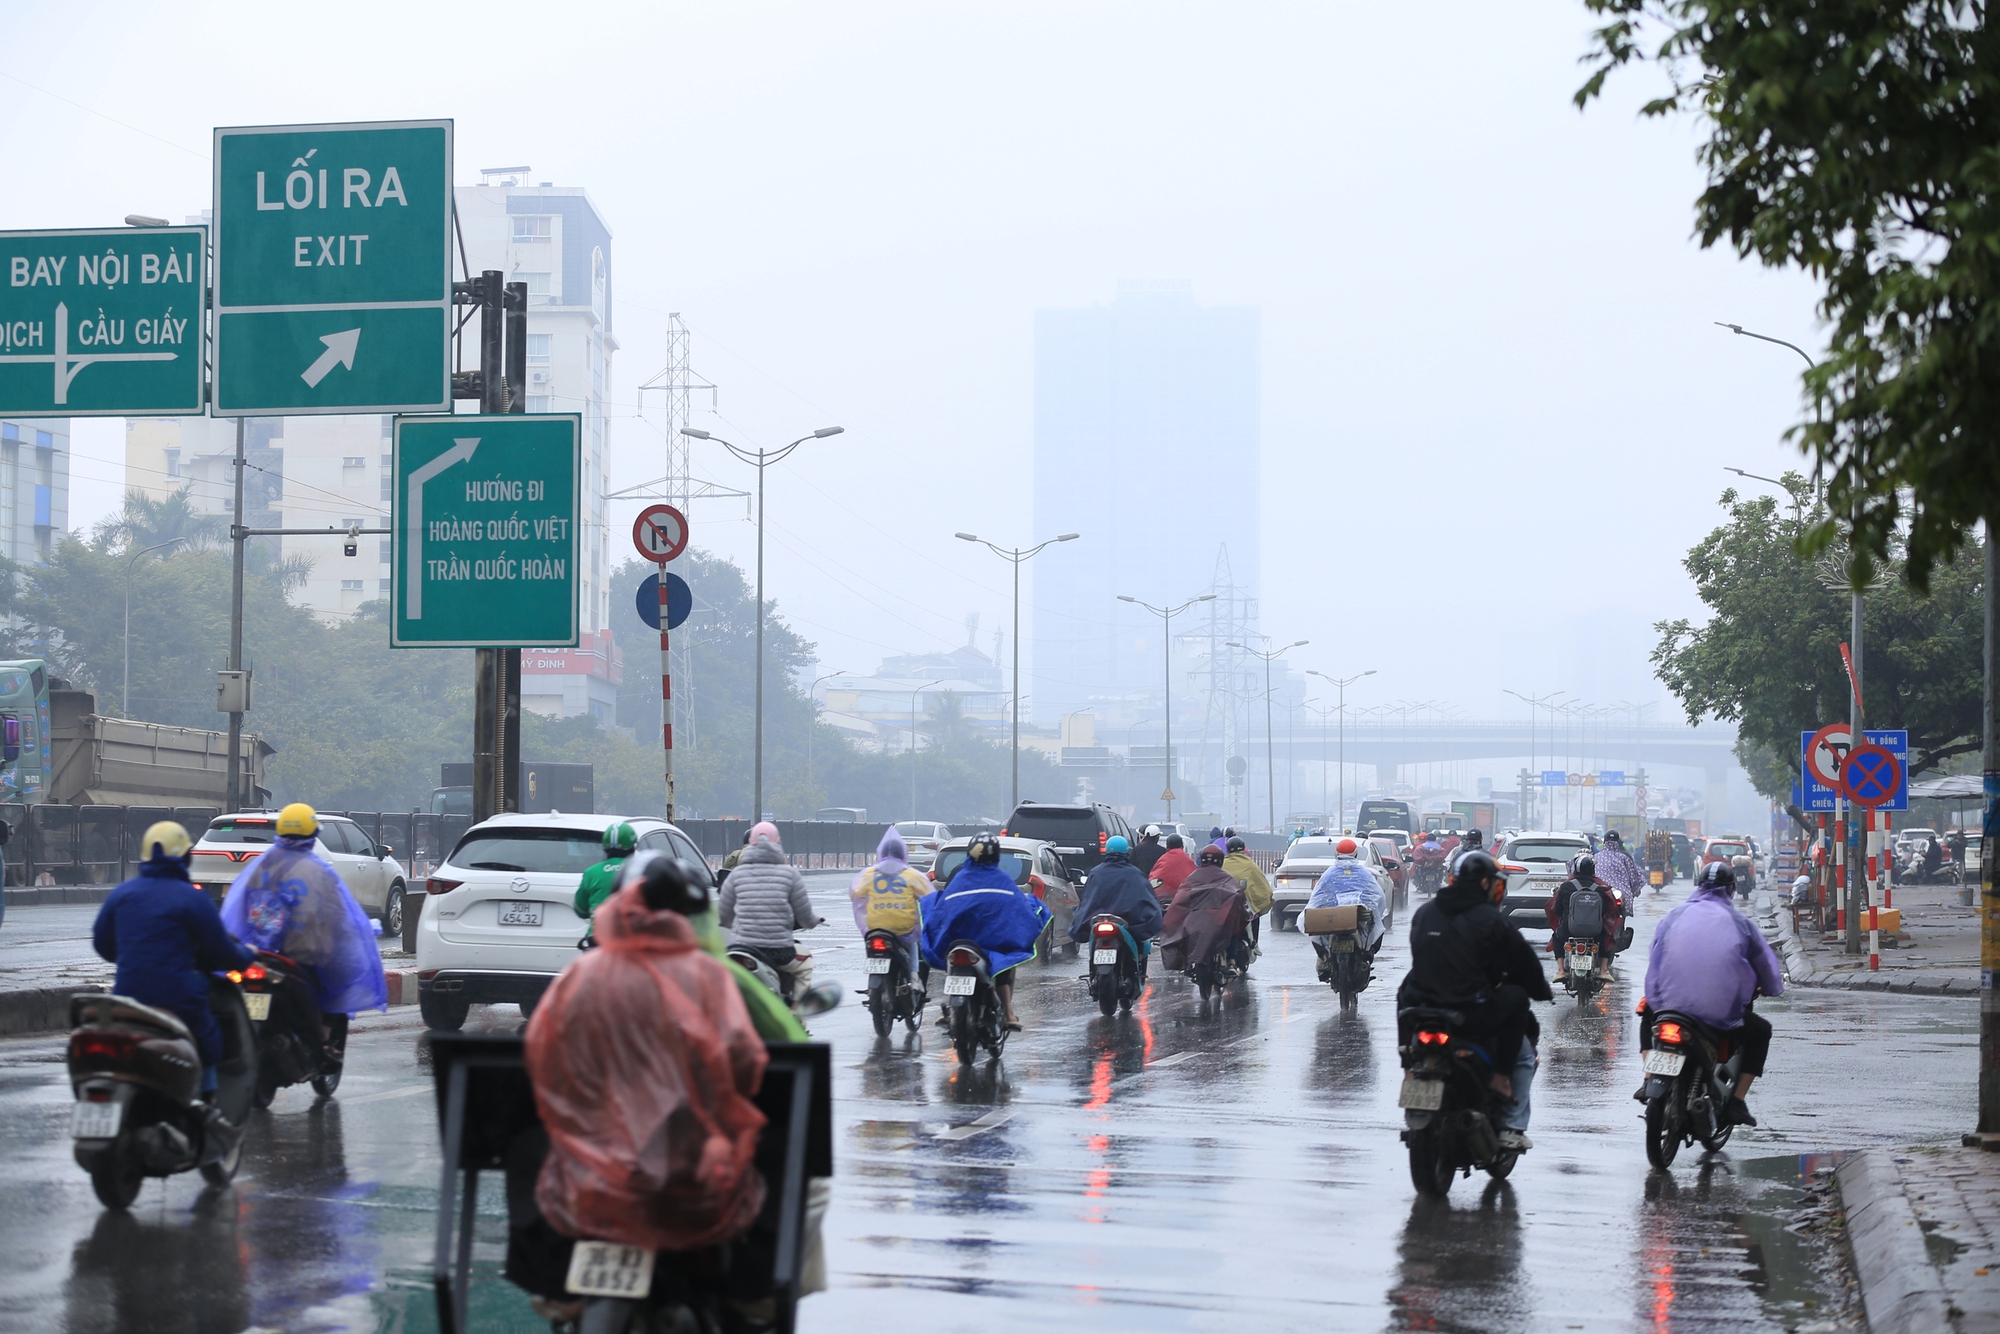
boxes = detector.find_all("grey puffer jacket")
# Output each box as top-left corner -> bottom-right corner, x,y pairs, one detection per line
718,839 -> 816,950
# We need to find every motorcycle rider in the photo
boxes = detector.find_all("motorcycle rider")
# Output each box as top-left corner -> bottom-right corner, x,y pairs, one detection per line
1445,828 -> 1487,878
717,822 -> 820,998
1595,829 -> 1646,899
220,803 -> 388,1067
92,821 -> 256,1102
1149,834 -> 1197,903
1302,837 -> 1387,975
1412,832 -> 1447,891
1397,850 -> 1551,1153
571,821 -> 638,938
848,826 -> 934,980
1546,854 -> 1622,978
1222,836 -> 1274,950
1071,835 -> 1165,977
923,833 -> 1050,1030
1130,826 -> 1166,877
1159,844 -> 1251,972
1637,860 -> 1784,1125
1922,835 -> 1944,883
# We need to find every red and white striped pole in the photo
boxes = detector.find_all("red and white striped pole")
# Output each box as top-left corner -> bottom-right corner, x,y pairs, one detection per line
1834,796 -> 1847,933
658,561 -> 674,823
1866,807 -> 1880,970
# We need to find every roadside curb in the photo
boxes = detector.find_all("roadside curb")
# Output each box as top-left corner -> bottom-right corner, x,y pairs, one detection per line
0,983 -> 105,1037
1835,1150 -> 1955,1334
2,886 -> 112,908
1753,892 -> 1974,997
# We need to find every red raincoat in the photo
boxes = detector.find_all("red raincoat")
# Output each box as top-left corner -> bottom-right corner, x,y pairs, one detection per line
526,884 -> 769,1251
1149,847 -> 1198,903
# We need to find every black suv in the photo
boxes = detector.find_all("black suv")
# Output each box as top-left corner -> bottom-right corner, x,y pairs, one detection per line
1002,802 -> 1136,878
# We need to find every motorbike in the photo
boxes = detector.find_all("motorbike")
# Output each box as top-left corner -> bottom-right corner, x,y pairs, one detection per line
1396,1005 -> 1519,1197
1181,933 -> 1244,1003
1304,903 -> 1374,1010
1413,861 -> 1445,895
235,950 -> 344,1105
66,981 -> 257,1208
859,928 -> 926,1036
1558,937 -> 1606,1000
728,943 -> 799,1005
1083,913 -> 1146,1017
941,940 -> 1009,1064
1640,1008 -> 1745,1167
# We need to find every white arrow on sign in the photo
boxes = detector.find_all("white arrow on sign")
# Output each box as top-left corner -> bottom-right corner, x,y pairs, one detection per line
405,436 -> 479,619
0,302 -> 177,404
300,328 -> 361,388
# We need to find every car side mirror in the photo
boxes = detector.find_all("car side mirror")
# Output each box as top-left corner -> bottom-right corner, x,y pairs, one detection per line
380,844 -> 394,860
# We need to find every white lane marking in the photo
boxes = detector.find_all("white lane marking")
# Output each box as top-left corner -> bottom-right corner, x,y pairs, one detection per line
934,1109 -> 1013,1140
1148,1052 -> 1196,1069
335,1082 -> 433,1106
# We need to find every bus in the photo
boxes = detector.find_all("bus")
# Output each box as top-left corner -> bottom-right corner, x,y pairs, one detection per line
0,660 -> 51,804
1356,799 -> 1413,836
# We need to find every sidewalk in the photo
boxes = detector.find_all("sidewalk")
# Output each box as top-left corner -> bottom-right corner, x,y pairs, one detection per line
1839,1145 -> 2000,1334
1755,881 -> 1979,996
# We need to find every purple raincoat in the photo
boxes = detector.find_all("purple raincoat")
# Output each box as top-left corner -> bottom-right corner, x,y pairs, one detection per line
1642,881 -> 1783,1031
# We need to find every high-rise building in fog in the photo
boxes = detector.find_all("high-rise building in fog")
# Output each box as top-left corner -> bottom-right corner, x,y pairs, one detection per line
1031,283 -> 1260,727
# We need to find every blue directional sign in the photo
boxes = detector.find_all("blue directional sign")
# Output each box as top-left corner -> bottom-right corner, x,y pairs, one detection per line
1799,728 -> 1907,812
1540,770 -> 1566,787
636,572 -> 691,631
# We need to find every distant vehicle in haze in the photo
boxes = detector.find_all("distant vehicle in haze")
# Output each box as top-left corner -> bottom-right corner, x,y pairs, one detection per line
1356,799 -> 1413,836
814,807 -> 868,823
891,820 -> 954,870
1002,801 -> 1137,879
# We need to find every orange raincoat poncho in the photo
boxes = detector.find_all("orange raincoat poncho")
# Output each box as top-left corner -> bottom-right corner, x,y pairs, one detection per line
526,883 -> 769,1251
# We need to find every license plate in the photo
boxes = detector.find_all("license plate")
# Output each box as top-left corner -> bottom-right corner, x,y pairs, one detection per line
1643,1049 -> 1686,1076
943,974 -> 977,996
498,902 -> 544,927
864,958 -> 892,975
242,992 -> 272,1021
1092,949 -> 1119,965
565,1241 -> 655,1297
1397,1076 -> 1444,1111
71,1100 -> 122,1139
1330,938 -> 1355,953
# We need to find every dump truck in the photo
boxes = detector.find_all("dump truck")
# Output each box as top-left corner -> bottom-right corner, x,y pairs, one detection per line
13,673 -> 271,808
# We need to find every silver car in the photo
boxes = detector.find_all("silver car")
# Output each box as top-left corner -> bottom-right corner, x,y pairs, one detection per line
1497,832 -> 1592,930
893,821 -> 955,870
1270,837 -> 1393,933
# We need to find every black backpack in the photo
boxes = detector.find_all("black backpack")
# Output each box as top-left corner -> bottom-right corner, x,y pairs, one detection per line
1565,884 -> 1604,937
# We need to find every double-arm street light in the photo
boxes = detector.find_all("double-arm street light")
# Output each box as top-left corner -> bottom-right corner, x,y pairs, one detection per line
682,425 -> 843,819
1505,688 -> 1567,829
1307,668 -> 1375,834
1117,592 -> 1214,823
1229,638 -> 1308,832
956,531 -> 1080,812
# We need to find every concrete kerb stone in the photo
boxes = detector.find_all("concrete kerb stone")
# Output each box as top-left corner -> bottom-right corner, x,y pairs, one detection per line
1752,889 -> 1971,996
0,984 -> 106,1037
1836,1150 -> 1956,1334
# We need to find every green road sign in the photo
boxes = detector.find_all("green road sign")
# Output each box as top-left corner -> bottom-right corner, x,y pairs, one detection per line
0,227 -> 206,417
214,119 -> 452,416
392,415 -> 579,648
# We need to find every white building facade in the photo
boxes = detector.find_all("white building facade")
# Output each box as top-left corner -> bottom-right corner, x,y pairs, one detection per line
0,418 -> 68,564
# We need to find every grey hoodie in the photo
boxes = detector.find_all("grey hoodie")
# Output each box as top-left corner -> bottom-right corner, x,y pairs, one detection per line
718,838 -> 816,950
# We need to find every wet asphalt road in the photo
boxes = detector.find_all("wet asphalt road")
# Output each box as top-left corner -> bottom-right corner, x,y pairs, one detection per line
0,874 -> 1976,1332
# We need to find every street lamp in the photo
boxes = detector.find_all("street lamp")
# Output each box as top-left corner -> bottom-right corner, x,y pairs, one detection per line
1304,699 -> 1334,826
683,424 -> 843,819
909,679 -> 947,821
124,538 -> 186,716
1724,466 -> 1807,526
957,531 -> 1080,813
804,668 -> 847,795
1307,668 -> 1375,834
1117,592 -> 1214,823
1504,688 -> 1567,829
1228,638 -> 1308,832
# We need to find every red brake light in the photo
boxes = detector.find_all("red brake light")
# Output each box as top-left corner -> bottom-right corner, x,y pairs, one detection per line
948,947 -> 979,967
1499,862 -> 1528,874
867,937 -> 891,954
243,964 -> 266,981
1094,921 -> 1116,935
1656,1022 -> 1684,1046
427,876 -> 463,896
1416,1030 -> 1449,1045
69,1031 -> 139,1062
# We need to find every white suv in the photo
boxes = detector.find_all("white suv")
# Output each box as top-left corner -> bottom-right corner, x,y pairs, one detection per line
190,811 -> 410,932
414,813 -> 712,1031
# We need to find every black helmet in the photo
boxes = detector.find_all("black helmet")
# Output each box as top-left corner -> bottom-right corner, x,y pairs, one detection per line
1464,829 -> 1484,847
1226,836 -> 1246,853
633,853 -> 713,916
1198,844 -> 1226,867
968,833 -> 1003,865
1451,850 -> 1500,887
1574,854 -> 1597,882
1165,834 -> 1184,849
1698,860 -> 1736,892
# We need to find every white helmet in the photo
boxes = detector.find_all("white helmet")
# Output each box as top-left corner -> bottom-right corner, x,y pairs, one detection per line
1143,824 -> 1162,839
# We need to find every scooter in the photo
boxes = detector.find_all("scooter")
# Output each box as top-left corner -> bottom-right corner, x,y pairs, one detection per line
859,928 -> 926,1036
67,981 -> 257,1208
1182,935 -> 1244,1003
941,940 -> 1009,1064
1397,1005 -> 1519,1198
1640,1008 -> 1745,1168
1082,913 -> 1146,1016
236,950 -> 344,1105
1305,903 -> 1374,1011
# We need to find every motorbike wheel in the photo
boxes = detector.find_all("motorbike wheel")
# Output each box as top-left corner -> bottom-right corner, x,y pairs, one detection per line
310,1063 -> 342,1099
1406,1127 -> 1454,1198
252,1066 -> 279,1111
869,990 -> 893,1038
951,1009 -> 976,1065
90,1144 -> 145,1210
1574,971 -> 1598,1002
1195,962 -> 1214,1002
199,1135 -> 242,1188
1645,1096 -> 1682,1170
1339,988 -> 1359,1012
1486,1149 -> 1518,1181
1096,986 -> 1116,1018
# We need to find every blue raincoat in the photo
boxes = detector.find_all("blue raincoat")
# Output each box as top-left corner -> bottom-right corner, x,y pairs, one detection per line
1305,860 -> 1387,949
221,834 -> 388,1015
920,861 -> 1050,975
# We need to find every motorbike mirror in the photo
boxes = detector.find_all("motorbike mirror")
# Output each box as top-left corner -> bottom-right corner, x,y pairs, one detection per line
796,982 -> 844,1017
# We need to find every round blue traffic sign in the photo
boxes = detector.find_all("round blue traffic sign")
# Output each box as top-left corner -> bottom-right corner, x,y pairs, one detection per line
1840,744 -> 1902,808
636,572 -> 692,631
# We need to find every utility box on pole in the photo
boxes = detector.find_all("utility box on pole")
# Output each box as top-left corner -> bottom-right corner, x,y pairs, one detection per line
215,670 -> 252,714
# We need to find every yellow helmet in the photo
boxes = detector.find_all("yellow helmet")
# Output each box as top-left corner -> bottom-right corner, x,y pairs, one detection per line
141,820 -> 192,861
276,802 -> 319,837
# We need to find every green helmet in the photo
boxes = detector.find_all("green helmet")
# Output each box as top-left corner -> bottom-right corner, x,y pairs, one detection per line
602,821 -> 637,857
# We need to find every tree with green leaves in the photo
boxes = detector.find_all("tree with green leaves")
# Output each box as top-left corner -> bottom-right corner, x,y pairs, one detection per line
1578,1 -> 2000,585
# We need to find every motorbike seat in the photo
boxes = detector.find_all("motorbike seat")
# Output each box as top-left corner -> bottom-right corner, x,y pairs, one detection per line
69,992 -> 194,1042
1398,1005 -> 1467,1027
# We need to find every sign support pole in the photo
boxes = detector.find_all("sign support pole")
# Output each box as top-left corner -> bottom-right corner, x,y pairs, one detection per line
1976,526 -> 2000,1138
1867,808 -> 1880,970
472,271 -> 508,823
499,281 -> 527,813
659,561 -> 674,823
225,415 -> 245,811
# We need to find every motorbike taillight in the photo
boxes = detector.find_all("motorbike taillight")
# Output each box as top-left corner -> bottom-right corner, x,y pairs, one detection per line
1415,1030 -> 1449,1046
243,964 -> 267,981
948,947 -> 979,967
867,937 -> 891,954
1094,921 -> 1117,936
69,1030 -> 139,1063
1655,1021 -> 1685,1046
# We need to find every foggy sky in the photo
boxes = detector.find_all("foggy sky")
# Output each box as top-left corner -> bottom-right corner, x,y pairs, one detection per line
0,1 -> 1821,739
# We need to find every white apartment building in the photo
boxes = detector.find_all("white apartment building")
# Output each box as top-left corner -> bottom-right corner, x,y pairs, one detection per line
0,418 -> 69,564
